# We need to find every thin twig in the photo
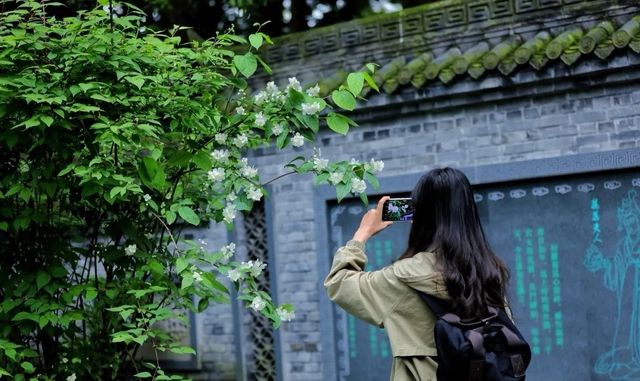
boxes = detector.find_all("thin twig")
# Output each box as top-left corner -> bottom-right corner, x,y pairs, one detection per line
150,210 -> 178,251
261,170 -> 296,186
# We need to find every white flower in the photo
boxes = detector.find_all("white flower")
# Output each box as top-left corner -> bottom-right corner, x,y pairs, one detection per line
211,149 -> 230,162
351,177 -> 367,194
240,259 -> 266,277
102,4 -> 123,16
235,106 -> 245,115
215,133 -> 227,144
272,123 -> 284,136
306,84 -> 320,97
227,269 -> 242,282
301,102 -> 321,115
254,112 -> 266,127
350,158 -> 359,164
67,374 -> 77,381
265,81 -> 279,95
254,91 -> 267,105
277,307 -> 295,322
286,77 -> 302,92
227,192 -> 237,202
223,204 -> 236,224
250,259 -> 267,277
329,172 -> 344,185
370,159 -> 385,172
125,244 -> 137,256
143,194 -> 152,202
207,168 -> 225,182
193,271 -> 203,282
314,157 -> 329,171
246,186 -> 262,201
241,165 -> 258,178
250,295 -> 266,311
62,358 -> 69,364
233,134 -> 248,148
291,133 -> 305,147
220,243 -> 236,262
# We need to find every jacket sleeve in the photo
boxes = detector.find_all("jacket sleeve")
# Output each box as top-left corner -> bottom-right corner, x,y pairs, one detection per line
323,240 -> 407,327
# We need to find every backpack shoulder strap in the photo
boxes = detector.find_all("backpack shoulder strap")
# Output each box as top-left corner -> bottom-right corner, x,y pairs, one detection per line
416,290 -> 452,317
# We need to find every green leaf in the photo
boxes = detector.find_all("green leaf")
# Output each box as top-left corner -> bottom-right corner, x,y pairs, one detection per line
58,163 -> 75,176
169,345 -> 196,355
134,372 -> 152,378
176,257 -> 189,274
40,115 -> 54,127
233,53 -> 258,78
365,172 -> 380,191
366,63 -> 378,73
276,132 -> 289,149
22,116 -> 41,129
85,288 -> 97,301
249,33 -> 263,49
140,157 -> 165,190
347,72 -> 364,97
326,112 -> 350,135
363,72 -> 380,92
336,182 -> 350,202
178,206 -> 200,226
12,312 -> 39,323
192,151 -> 212,171
256,55 -> 272,75
331,89 -> 356,111
198,297 -> 210,312
0,222 -> 8,231
20,362 -> 34,374
315,172 -> 329,185
359,192 -> 369,205
181,273 -> 194,289
165,210 -> 177,225
125,76 -> 145,90
50,265 -> 68,278
36,271 -> 51,290
110,186 -> 123,199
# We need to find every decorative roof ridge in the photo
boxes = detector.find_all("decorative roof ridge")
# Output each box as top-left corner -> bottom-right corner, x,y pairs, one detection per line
264,0 -> 637,66
314,13 -> 640,98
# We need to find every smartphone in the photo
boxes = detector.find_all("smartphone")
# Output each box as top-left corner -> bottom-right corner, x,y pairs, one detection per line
382,198 -> 414,222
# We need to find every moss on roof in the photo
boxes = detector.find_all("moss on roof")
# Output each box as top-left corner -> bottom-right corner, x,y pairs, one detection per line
316,14 -> 640,97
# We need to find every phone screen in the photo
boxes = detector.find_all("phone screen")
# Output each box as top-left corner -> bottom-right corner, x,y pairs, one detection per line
382,198 -> 414,221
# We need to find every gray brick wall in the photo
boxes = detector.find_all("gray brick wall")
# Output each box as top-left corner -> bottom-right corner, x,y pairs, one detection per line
189,51 -> 640,381
247,81 -> 640,381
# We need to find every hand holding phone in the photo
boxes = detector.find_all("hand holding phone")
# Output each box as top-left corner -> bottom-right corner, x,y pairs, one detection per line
353,196 -> 394,243
382,198 -> 414,222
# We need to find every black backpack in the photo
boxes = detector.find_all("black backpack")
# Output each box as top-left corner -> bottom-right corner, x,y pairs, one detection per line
418,292 -> 531,381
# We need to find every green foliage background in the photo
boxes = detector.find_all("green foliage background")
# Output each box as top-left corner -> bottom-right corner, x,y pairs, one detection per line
0,1 -> 380,379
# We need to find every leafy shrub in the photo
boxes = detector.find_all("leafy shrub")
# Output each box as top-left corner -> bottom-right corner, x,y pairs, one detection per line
0,1 -> 381,379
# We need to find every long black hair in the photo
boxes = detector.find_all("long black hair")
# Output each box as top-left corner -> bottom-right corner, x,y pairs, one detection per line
399,167 -> 510,318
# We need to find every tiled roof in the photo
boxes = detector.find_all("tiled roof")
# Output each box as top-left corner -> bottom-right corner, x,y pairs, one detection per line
317,15 -> 640,97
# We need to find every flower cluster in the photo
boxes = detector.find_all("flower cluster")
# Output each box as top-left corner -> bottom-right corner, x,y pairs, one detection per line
301,102 -> 321,115
241,259 -> 267,277
291,133 -> 304,147
220,242 -> 236,263
251,295 -> 267,311
125,244 -> 137,256
207,168 -> 225,182
277,306 -> 295,322
351,177 -> 367,194
211,149 -> 230,162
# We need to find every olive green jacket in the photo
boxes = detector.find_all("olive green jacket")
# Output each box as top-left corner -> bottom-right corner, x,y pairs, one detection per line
324,240 -> 449,381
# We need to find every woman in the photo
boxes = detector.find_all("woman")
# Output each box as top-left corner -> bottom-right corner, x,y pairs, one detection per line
324,167 -> 511,380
